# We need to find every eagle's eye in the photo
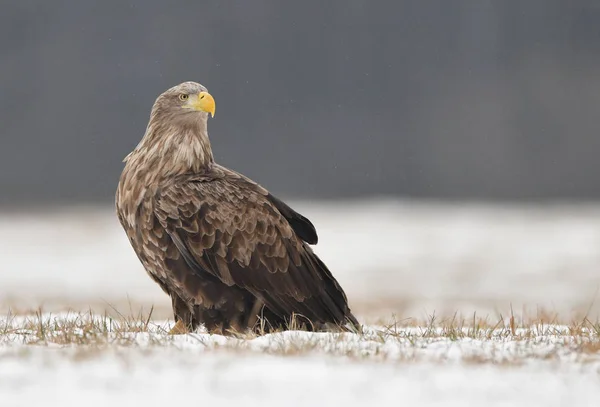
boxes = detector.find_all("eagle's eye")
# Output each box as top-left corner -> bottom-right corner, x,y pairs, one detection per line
178,94 -> 189,101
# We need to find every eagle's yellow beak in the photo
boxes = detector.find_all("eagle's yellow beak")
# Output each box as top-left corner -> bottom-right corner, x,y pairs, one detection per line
191,91 -> 215,117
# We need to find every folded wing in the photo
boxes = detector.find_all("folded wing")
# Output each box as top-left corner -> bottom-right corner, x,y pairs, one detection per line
153,174 -> 358,328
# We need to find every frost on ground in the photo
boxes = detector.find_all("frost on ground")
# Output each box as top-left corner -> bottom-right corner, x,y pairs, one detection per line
1,312 -> 600,406
3,201 -> 600,406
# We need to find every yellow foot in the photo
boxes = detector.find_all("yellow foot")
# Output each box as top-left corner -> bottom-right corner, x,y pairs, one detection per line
168,320 -> 190,335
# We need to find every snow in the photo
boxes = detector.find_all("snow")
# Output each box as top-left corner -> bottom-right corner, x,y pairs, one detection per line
2,351 -> 599,406
1,318 -> 600,406
2,200 -> 600,406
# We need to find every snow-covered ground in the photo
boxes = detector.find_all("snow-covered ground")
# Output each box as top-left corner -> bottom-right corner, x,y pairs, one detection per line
1,314 -> 600,406
3,344 -> 598,406
1,312 -> 600,406
2,200 -> 600,406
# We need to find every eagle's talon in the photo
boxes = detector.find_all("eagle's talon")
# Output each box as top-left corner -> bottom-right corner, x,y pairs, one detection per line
168,320 -> 189,335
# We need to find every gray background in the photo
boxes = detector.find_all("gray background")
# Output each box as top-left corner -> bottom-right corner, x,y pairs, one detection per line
2,1 -> 600,206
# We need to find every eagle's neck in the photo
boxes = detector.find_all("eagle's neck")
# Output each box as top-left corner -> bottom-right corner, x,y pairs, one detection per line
127,117 -> 214,181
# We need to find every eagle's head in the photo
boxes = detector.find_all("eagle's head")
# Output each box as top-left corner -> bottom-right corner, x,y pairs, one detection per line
123,81 -> 217,176
150,81 -> 216,127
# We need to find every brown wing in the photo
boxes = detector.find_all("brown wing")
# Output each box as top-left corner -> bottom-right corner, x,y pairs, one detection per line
153,173 -> 357,327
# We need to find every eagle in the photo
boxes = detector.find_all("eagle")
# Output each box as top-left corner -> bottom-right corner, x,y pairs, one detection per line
116,81 -> 359,335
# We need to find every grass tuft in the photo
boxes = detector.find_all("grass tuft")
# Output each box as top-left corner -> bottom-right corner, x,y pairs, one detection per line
2,306 -> 600,365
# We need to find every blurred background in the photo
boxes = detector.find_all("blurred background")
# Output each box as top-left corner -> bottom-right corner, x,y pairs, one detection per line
2,1 -> 600,322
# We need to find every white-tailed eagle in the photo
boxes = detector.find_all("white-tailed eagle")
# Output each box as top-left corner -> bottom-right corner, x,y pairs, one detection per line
116,82 -> 359,335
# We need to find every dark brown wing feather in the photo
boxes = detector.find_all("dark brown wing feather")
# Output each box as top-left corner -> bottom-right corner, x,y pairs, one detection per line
153,172 -> 357,328
266,193 -> 318,245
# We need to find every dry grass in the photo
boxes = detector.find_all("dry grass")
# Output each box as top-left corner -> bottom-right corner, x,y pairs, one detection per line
2,304 -> 600,366
0,306 -> 169,347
